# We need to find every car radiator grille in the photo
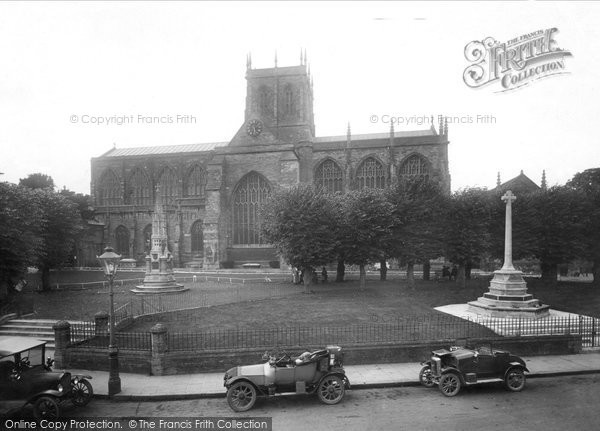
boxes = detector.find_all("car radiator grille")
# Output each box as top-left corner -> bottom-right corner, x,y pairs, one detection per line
431,357 -> 441,376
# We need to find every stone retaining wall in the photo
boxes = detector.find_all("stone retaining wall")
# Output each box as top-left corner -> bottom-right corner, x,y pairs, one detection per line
55,320 -> 581,375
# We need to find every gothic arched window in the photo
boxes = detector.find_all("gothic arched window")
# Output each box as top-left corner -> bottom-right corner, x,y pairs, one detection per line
184,165 -> 206,197
115,225 -> 129,257
97,169 -> 122,206
356,157 -> 386,189
400,154 -> 430,178
232,172 -> 271,245
284,84 -> 294,116
127,168 -> 152,206
259,86 -> 270,117
314,159 -> 343,193
158,167 -> 178,204
191,220 -> 203,256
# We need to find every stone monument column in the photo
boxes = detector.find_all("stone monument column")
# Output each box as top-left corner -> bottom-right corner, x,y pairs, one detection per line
501,190 -> 516,271
468,190 -> 549,318
131,185 -> 186,294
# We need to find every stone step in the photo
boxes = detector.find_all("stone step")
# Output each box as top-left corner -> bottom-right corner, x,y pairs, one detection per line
8,319 -> 61,326
0,326 -> 54,339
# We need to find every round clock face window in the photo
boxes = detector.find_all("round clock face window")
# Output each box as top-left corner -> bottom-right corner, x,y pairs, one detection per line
246,119 -> 263,137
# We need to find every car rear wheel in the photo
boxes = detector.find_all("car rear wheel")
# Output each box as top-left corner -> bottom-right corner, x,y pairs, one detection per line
33,396 -> 60,419
419,366 -> 436,388
72,378 -> 94,406
439,373 -> 461,397
317,375 -> 345,405
227,381 -> 257,412
504,368 -> 526,392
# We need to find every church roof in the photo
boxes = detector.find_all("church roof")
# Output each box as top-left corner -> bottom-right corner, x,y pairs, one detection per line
97,129 -> 438,158
496,171 -> 541,193
99,142 -> 227,157
314,129 -> 435,144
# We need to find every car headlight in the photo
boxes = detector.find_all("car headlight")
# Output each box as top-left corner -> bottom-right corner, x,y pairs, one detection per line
58,384 -> 64,392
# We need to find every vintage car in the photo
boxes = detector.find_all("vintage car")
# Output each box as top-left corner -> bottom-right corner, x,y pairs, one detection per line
224,346 -> 350,412
0,336 -> 93,419
419,343 -> 529,397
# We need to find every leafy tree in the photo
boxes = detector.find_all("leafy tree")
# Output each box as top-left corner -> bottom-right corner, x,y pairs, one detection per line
59,188 -> 95,220
338,189 -> 394,289
35,190 -> 84,290
567,168 -> 600,287
262,185 -> 339,290
386,178 -> 447,288
19,173 -> 55,190
0,183 -> 44,297
520,187 -> 586,284
443,188 -> 492,288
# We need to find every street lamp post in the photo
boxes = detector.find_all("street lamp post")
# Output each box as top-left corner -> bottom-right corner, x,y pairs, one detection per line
97,245 -> 122,396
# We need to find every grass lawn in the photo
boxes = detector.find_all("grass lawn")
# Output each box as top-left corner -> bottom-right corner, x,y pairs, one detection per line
8,272 -> 599,347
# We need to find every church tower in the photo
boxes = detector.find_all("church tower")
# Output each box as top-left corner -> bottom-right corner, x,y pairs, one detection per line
230,53 -> 315,146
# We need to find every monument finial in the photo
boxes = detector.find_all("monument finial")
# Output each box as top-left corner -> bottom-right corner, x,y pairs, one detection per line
274,50 -> 278,68
497,172 -> 501,187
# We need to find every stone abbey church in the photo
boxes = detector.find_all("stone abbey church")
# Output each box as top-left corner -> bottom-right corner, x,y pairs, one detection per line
89,59 -> 451,269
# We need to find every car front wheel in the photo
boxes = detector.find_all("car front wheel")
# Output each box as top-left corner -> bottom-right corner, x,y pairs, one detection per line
439,373 -> 461,397
504,368 -> 526,392
227,381 -> 257,412
317,375 -> 345,405
72,379 -> 94,406
419,366 -> 436,388
33,396 -> 60,419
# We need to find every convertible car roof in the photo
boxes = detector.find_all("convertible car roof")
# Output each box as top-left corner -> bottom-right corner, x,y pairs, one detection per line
0,336 -> 46,357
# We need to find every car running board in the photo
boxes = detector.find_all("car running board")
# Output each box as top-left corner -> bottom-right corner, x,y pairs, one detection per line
464,377 -> 504,385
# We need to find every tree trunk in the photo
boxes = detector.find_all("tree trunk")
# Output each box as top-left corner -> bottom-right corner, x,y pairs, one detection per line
540,261 -> 558,286
465,261 -> 472,280
422,260 -> 430,281
303,267 -> 315,293
41,266 -> 51,291
336,259 -> 345,282
359,264 -> 366,289
456,264 -> 466,289
406,261 -> 415,289
379,258 -> 387,281
592,260 -> 600,288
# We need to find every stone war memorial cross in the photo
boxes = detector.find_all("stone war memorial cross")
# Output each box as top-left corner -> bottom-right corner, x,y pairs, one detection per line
468,190 -> 550,318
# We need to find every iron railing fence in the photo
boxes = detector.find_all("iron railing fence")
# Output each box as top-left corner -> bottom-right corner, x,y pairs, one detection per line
68,314 -> 599,352
69,320 -> 151,351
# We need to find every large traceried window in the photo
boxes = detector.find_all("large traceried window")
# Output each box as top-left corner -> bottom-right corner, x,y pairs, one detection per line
191,220 -> 204,256
356,157 -> 386,189
232,172 -> 271,245
115,225 -> 130,257
400,154 -> 430,178
97,169 -> 122,206
184,165 -> 206,197
314,159 -> 343,193
158,167 -> 178,204
127,168 -> 152,206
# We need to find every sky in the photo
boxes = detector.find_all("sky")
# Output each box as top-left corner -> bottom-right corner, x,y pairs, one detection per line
0,1 -> 598,194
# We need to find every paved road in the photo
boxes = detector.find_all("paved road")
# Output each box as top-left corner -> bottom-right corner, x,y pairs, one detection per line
56,375 -> 600,431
